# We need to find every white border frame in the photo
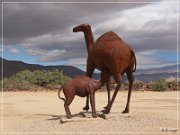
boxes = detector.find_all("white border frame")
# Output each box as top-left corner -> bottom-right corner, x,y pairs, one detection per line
1,1 -> 179,134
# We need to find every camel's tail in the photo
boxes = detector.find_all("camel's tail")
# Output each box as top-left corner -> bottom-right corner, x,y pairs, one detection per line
58,87 -> 65,102
132,50 -> 137,72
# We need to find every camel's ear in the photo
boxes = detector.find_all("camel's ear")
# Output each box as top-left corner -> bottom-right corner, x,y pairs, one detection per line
86,24 -> 91,31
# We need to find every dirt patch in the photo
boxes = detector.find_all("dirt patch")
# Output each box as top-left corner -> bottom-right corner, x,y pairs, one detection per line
0,91 -> 179,134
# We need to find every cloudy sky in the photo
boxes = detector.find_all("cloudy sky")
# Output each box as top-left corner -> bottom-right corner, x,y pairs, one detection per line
1,0 -> 179,71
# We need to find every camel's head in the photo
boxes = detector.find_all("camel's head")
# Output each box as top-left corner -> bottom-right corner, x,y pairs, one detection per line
73,23 -> 90,33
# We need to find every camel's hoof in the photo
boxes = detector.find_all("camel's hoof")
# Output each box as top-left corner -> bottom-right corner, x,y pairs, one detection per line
83,106 -> 89,111
92,113 -> 98,118
101,109 -> 110,114
79,112 -> 86,117
59,118 -> 64,124
122,109 -> 129,113
103,106 -> 108,110
99,113 -> 106,119
66,115 -> 72,119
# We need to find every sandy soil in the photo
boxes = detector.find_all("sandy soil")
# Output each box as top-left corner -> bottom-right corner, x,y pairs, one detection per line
0,90 -> 179,135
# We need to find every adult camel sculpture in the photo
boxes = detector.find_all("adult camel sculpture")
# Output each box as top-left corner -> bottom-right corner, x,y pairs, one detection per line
73,23 -> 136,114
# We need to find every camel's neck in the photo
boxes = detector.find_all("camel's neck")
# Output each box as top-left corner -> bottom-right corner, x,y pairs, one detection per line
84,27 -> 94,54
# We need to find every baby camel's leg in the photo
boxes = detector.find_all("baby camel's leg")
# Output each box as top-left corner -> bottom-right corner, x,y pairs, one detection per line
64,97 -> 74,119
83,95 -> 89,111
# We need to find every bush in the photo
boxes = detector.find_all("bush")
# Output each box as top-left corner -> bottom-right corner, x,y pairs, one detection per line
153,77 -> 168,91
2,69 -> 70,90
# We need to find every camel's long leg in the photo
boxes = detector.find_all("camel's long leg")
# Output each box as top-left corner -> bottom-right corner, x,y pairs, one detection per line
89,92 -> 98,118
102,73 -> 121,114
86,57 -> 95,78
104,76 -> 111,109
122,71 -> 134,113
83,58 -> 95,111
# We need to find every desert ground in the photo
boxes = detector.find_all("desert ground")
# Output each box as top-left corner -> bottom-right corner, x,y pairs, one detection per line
0,90 -> 179,135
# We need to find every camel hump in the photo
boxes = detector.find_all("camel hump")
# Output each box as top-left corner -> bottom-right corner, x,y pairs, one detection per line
96,31 -> 122,42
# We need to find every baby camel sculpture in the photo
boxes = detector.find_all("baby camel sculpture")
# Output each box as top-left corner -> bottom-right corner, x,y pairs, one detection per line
73,23 -> 136,114
58,71 -> 108,119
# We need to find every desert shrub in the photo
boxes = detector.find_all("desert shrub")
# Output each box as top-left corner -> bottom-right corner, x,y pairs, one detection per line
153,77 -> 168,91
32,69 -> 69,86
2,70 -> 32,90
2,69 -> 69,90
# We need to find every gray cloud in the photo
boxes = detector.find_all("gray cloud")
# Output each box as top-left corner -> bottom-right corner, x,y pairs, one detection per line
1,0 -> 178,68
3,2 -> 149,40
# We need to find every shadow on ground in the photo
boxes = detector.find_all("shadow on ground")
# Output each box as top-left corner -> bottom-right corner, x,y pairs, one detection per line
34,111 -> 107,124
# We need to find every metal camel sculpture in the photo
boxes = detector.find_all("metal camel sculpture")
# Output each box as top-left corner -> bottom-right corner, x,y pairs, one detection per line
73,23 -> 136,114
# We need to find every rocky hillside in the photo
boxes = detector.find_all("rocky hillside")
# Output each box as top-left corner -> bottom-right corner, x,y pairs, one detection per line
0,57 -> 179,82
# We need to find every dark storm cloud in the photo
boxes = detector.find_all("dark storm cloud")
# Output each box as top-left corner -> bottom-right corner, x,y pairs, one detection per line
3,3 -> 75,41
3,2 -> 150,41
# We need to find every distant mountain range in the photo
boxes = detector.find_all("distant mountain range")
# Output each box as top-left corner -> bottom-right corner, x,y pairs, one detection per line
0,57 -> 179,82
0,57 -> 86,79
135,64 -> 179,75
